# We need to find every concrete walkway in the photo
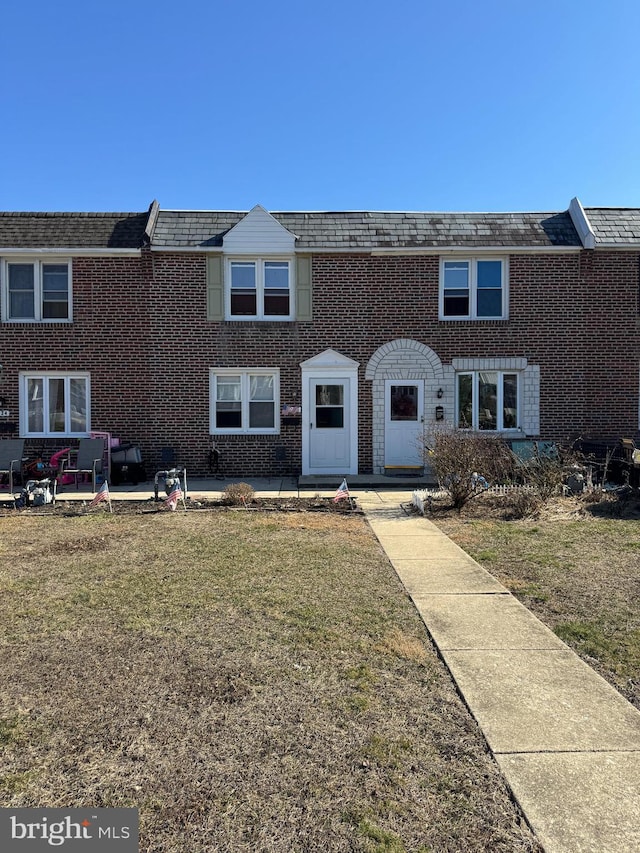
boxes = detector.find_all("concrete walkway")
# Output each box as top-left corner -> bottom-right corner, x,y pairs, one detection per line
358,490 -> 640,853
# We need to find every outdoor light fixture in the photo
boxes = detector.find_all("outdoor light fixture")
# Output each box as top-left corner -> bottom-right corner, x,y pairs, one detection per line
437,388 -> 444,398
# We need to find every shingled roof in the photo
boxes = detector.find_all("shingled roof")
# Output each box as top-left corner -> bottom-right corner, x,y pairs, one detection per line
152,209 -> 582,250
4,203 -> 639,251
585,208 -> 640,246
0,210 -> 153,249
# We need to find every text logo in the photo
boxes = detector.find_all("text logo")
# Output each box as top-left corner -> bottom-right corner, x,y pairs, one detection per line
0,809 -> 138,851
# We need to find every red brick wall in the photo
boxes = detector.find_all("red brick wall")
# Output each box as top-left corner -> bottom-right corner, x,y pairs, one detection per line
3,247 -> 639,477
0,254 -> 153,460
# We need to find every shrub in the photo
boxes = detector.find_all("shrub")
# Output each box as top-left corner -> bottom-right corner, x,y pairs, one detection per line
425,431 -> 513,511
515,445 -> 576,502
223,482 -> 255,505
507,490 -> 542,519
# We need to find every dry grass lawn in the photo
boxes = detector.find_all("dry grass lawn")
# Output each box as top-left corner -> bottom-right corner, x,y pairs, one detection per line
0,509 -> 540,853
431,493 -> 640,709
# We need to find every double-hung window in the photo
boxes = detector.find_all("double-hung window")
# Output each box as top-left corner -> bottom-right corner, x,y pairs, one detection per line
227,259 -> 292,319
440,258 -> 506,319
2,259 -> 71,322
20,372 -> 90,437
211,369 -> 280,434
457,371 -> 519,431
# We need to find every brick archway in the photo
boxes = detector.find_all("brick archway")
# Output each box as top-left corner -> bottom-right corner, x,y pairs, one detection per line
365,340 -> 444,474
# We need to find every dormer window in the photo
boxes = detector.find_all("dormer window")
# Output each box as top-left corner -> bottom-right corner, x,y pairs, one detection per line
227,258 -> 292,320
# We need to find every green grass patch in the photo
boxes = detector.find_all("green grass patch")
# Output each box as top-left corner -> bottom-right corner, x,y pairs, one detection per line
434,509 -> 640,707
554,620 -> 617,660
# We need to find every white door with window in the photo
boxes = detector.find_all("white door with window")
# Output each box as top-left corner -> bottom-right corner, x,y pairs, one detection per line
384,380 -> 424,468
301,349 -> 359,476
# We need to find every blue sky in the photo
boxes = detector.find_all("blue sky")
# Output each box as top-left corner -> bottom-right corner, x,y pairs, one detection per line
2,0 -> 639,212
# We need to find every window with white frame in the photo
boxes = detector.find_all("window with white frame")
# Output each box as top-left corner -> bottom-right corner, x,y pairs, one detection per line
210,369 -> 280,433
227,258 -> 292,319
456,371 -> 519,431
20,372 -> 90,437
440,258 -> 507,319
2,259 -> 71,321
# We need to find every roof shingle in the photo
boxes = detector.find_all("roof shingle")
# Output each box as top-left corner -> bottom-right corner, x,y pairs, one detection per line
0,211 -> 152,249
151,209 -> 581,250
585,208 -> 640,245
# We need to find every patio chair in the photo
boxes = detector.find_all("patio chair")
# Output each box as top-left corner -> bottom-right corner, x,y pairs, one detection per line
60,438 -> 105,491
0,439 -> 25,492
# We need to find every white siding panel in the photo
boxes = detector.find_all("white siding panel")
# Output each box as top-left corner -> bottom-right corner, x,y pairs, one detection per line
223,205 -> 296,254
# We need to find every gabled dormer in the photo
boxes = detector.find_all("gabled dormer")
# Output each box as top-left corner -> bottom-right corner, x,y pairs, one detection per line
207,205 -> 312,323
223,204 -> 297,254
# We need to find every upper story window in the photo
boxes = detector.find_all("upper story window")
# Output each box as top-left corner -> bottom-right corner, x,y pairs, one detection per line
440,257 -> 507,320
20,372 -> 90,437
227,258 -> 292,320
2,259 -> 72,322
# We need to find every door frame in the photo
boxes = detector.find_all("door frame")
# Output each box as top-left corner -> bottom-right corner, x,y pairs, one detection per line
301,349 -> 359,476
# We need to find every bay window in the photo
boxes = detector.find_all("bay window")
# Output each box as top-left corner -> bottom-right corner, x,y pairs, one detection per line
456,371 -> 519,431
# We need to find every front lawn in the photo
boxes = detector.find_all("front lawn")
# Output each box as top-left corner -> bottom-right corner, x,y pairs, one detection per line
0,510 -> 540,853
432,496 -> 640,709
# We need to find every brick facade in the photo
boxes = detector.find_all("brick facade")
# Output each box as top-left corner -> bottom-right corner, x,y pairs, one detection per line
1,205 -> 639,479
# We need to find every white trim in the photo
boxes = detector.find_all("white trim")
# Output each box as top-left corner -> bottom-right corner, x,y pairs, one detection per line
150,245 -> 223,253
371,245 -> 581,256
589,242 -> 640,250
0,248 -> 141,256
209,367 -> 280,435
149,244 -> 584,256
300,348 -> 360,370
19,370 -> 91,437
568,197 -> 596,249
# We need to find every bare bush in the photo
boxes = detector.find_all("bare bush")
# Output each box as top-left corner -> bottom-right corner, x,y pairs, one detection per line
507,490 -> 542,519
425,431 -> 513,511
514,445 -> 577,502
223,482 -> 255,505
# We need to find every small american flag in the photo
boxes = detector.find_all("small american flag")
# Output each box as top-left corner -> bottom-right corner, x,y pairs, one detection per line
165,481 -> 183,511
90,481 -> 111,510
333,478 -> 350,502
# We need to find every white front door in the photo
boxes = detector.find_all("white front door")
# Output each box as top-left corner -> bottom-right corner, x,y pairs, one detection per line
301,349 -> 359,476
309,378 -> 350,470
384,380 -> 424,467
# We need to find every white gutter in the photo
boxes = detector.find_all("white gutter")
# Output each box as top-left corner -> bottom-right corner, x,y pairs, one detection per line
568,197 -> 596,249
0,248 -> 142,256
150,244 -> 581,255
